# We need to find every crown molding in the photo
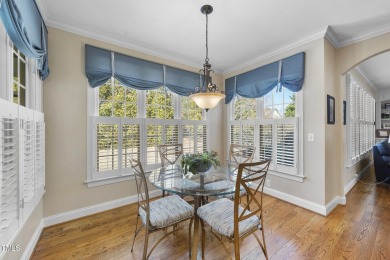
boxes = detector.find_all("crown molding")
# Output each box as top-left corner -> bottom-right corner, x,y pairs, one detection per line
324,26 -> 339,48
336,22 -> 390,48
223,28 -> 328,76
45,19 -> 224,74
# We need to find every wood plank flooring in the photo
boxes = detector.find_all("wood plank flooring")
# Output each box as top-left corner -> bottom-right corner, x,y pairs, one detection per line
31,168 -> 390,259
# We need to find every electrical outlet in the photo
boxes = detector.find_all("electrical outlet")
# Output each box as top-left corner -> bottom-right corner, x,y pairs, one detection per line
265,180 -> 271,187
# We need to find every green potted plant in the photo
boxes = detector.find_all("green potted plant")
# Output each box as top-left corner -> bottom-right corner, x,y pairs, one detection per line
180,151 -> 220,175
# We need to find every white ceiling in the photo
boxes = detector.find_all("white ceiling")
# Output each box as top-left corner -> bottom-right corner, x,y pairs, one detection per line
37,0 -> 390,74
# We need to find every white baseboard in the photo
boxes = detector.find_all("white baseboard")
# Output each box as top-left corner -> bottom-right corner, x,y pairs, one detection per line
344,161 -> 372,195
43,190 -> 161,227
20,220 -> 44,260
263,187 -> 328,216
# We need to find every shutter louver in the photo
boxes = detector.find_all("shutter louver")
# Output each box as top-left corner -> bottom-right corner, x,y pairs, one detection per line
230,124 -> 240,145
35,121 -> 45,200
196,125 -> 207,153
23,120 -> 35,216
242,124 -> 255,146
146,124 -> 162,165
183,125 -> 194,154
122,124 -> 140,169
276,124 -> 295,167
97,123 -> 119,172
1,117 -> 19,245
259,124 -> 273,161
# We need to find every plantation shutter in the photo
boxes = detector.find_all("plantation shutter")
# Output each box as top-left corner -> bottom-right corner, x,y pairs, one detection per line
258,121 -> 273,169
275,118 -> 298,174
35,118 -> 45,201
196,124 -> 207,153
182,124 -> 195,154
0,116 -> 19,245
242,123 -> 255,146
20,107 -> 35,218
145,120 -> 163,166
230,123 -> 240,145
121,119 -> 141,170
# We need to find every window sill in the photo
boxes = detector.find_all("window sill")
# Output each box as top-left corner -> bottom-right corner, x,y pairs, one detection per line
268,170 -> 305,182
86,170 -> 154,187
85,174 -> 135,187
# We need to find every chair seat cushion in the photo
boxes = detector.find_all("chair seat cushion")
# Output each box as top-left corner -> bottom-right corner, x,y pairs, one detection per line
197,198 -> 260,238
204,180 -> 246,200
139,195 -> 193,229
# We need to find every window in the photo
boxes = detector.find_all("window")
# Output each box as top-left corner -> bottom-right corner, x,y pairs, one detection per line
89,78 -> 208,185
12,45 -> 27,106
228,87 -> 300,176
264,87 -> 295,119
347,72 -> 375,166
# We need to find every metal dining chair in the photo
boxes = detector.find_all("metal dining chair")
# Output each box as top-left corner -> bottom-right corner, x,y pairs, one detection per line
213,144 -> 256,202
197,159 -> 271,259
158,143 -> 183,167
157,143 -> 183,197
129,159 -> 194,259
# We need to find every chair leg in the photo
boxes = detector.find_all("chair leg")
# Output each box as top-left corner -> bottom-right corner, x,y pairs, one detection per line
142,224 -> 150,260
234,238 -> 240,260
189,218 -> 193,257
200,219 -> 205,258
162,190 -> 166,197
131,215 -> 141,252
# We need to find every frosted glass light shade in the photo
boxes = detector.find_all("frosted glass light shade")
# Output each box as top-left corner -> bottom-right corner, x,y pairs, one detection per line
189,92 -> 225,110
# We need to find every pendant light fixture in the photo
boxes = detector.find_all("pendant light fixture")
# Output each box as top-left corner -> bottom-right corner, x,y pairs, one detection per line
189,5 -> 225,112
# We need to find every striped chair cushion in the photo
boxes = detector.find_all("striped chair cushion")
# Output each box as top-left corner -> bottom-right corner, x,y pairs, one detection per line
197,198 -> 260,238
205,180 -> 246,200
139,195 -> 194,229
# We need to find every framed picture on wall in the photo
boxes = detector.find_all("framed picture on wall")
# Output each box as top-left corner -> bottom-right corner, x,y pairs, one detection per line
327,95 -> 335,124
343,100 -> 346,125
383,123 -> 390,129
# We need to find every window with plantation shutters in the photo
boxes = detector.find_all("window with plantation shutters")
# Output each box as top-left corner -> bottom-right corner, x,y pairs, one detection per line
0,116 -> 19,246
347,72 -> 375,167
228,88 -> 300,176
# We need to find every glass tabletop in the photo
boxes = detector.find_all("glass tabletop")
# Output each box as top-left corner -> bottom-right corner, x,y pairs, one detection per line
148,165 -> 239,197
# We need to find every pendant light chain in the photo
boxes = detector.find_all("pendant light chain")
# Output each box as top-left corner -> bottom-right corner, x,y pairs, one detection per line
205,13 -> 209,64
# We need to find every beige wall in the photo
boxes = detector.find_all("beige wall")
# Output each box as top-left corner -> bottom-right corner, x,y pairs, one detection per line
43,27 -> 223,217
224,38 -> 327,205
324,39 -> 342,204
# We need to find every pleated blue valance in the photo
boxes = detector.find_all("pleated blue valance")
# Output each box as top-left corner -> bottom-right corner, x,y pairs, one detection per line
0,0 -> 50,80
225,52 -> 305,103
85,45 -> 201,96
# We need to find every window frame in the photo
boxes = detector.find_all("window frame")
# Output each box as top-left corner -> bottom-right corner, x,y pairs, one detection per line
87,79 -> 209,187
227,88 -> 304,182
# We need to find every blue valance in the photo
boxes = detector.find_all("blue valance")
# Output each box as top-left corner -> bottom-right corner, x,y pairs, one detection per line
225,52 -> 305,104
165,66 -> 200,96
0,0 -> 50,80
114,52 -> 164,90
85,45 -> 201,96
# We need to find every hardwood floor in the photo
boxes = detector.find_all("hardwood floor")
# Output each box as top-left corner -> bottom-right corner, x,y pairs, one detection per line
31,168 -> 390,259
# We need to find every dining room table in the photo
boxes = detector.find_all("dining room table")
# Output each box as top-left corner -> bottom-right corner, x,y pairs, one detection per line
148,164 -> 242,259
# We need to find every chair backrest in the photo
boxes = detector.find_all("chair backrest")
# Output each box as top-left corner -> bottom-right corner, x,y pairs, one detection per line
229,144 -> 256,171
158,143 -> 183,167
130,159 -> 150,221
233,160 -> 271,234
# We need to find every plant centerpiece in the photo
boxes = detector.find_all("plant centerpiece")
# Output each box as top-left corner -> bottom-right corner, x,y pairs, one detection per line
180,151 -> 220,175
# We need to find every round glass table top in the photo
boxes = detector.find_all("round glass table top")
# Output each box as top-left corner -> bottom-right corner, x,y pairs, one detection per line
148,165 -> 238,197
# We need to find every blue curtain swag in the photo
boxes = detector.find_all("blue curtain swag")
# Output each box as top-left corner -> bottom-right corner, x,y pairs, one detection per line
85,44 -> 203,97
225,52 -> 305,104
0,0 -> 50,80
